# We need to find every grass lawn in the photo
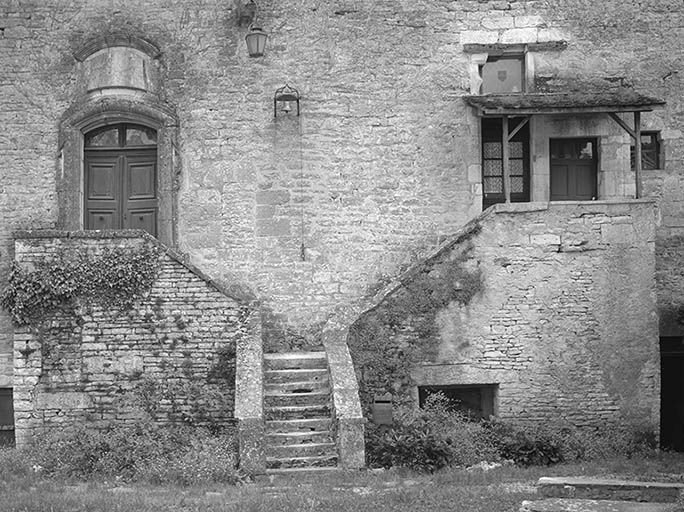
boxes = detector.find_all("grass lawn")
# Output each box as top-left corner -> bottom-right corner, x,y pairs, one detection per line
2,453 -> 683,512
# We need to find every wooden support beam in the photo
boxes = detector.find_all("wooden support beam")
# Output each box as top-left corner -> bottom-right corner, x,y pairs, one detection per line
502,115 -> 511,203
608,112 -> 643,199
608,112 -> 636,139
634,111 -> 642,199
507,116 -> 530,142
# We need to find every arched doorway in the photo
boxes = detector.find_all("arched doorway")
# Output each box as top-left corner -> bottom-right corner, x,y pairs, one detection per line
84,123 -> 158,236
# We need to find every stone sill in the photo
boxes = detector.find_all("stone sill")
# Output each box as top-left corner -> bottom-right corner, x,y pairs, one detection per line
491,198 -> 656,214
14,229 -> 149,239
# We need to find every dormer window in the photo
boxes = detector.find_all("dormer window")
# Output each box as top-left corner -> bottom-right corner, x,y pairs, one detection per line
480,54 -> 525,94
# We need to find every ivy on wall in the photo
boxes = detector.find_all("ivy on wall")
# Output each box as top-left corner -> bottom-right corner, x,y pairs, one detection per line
347,242 -> 482,410
1,245 -> 160,326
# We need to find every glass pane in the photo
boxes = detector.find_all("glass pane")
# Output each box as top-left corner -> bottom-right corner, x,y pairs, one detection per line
510,177 -> 524,193
126,126 -> 157,146
579,142 -> 593,159
509,159 -> 524,176
85,127 -> 119,147
509,141 -> 523,159
483,176 -> 502,194
483,142 -> 501,159
483,160 -> 502,177
481,56 -> 523,94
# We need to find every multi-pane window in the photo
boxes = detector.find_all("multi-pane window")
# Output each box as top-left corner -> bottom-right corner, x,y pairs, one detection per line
0,388 -> 14,447
481,118 -> 530,209
631,131 -> 661,170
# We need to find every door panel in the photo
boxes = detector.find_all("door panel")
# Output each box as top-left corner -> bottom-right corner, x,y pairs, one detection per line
550,165 -> 569,198
123,152 -> 157,236
85,153 -> 121,229
127,209 -> 157,234
88,163 -> 118,200
87,210 -> 118,231
550,138 -> 597,201
128,162 -> 156,199
84,148 -> 157,235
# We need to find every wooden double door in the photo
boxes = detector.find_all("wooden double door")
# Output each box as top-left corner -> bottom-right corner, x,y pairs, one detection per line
84,124 -> 158,236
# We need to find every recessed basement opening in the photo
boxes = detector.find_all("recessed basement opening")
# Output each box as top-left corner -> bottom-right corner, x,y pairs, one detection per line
418,384 -> 498,420
0,388 -> 15,447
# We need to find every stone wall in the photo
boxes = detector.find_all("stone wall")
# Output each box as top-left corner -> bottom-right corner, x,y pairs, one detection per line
1,1 -> 683,370
12,231 -> 259,446
349,201 -> 659,431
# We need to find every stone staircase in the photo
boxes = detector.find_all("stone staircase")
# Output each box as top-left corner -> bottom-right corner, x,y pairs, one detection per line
263,351 -> 338,473
521,477 -> 684,512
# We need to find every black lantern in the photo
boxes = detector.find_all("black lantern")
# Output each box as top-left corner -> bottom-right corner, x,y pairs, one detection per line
274,84 -> 300,117
245,25 -> 268,57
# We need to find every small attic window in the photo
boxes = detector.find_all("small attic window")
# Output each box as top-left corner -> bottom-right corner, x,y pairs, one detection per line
480,55 -> 524,94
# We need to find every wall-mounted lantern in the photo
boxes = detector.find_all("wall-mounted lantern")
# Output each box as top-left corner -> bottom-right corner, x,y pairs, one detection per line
243,0 -> 267,57
245,25 -> 268,57
274,84 -> 300,117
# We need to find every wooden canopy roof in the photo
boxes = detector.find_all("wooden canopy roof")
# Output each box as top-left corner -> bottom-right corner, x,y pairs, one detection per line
464,91 -> 665,116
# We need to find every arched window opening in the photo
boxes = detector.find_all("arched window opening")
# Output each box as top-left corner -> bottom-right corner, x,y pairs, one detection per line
84,123 -> 158,236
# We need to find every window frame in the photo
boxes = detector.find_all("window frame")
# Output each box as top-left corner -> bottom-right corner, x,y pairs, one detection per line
631,130 -> 662,171
479,53 -> 526,94
418,384 -> 498,420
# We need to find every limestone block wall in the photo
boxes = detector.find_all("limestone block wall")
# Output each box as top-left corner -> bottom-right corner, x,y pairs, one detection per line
12,231 -> 259,447
0,0 -> 683,369
349,201 -> 659,431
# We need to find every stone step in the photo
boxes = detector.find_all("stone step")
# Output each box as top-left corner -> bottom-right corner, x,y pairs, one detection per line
265,454 -> 338,470
264,466 -> 340,476
264,352 -> 327,370
520,498 -> 682,512
266,418 -> 332,433
264,391 -> 331,407
265,404 -> 331,421
265,430 -> 334,446
267,442 -> 337,458
537,478 -> 684,503
264,379 -> 330,393
264,368 -> 329,384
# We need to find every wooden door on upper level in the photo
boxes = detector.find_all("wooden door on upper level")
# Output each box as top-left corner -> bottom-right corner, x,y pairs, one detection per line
84,124 -> 158,236
550,138 -> 597,201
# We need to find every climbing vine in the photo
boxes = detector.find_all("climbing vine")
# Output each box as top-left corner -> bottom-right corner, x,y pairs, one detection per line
1,245 -> 160,326
348,242 -> 483,410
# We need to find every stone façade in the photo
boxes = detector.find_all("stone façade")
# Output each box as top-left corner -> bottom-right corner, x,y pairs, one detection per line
1,0 -> 683,454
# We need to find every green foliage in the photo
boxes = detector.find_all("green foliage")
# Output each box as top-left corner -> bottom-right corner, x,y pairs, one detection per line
132,374 -> 232,433
365,394 -> 659,472
349,246 -> 482,408
366,394 -> 498,472
1,245 -> 160,326
366,424 -> 454,473
483,419 -> 564,467
25,421 -> 241,484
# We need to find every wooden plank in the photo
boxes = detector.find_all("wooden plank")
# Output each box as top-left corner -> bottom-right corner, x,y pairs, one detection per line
507,116 -> 530,141
477,105 -> 657,116
608,112 -> 636,139
502,115 -> 511,203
